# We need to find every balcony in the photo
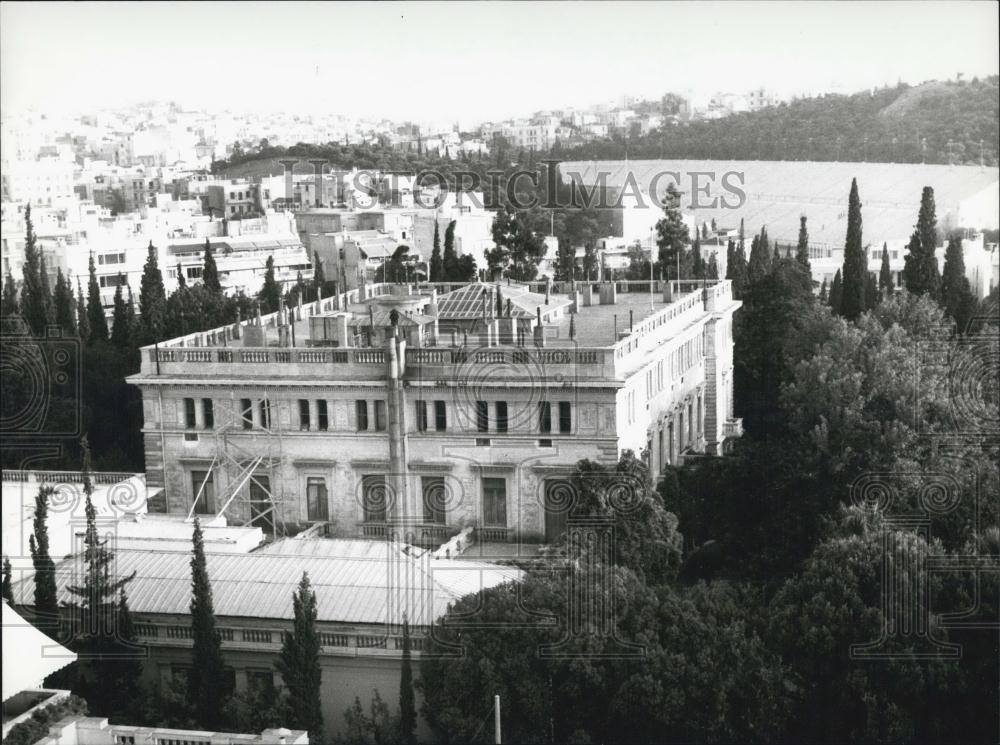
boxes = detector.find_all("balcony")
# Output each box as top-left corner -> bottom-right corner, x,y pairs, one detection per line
477,526 -> 510,543
723,418 -> 743,439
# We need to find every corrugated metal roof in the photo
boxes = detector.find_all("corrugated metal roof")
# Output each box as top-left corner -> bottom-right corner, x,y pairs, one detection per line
11,546 -> 521,627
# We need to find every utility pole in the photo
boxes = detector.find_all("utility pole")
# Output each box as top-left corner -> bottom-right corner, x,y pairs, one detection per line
494,694 -> 502,745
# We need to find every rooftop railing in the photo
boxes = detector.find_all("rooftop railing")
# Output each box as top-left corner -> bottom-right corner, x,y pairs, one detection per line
1,470 -> 141,485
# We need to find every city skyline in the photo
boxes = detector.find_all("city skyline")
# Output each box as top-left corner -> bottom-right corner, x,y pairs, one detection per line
2,1 -> 998,124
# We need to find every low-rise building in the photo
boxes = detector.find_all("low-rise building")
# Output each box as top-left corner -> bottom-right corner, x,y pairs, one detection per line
10,539 -> 519,740
36,717 -> 307,745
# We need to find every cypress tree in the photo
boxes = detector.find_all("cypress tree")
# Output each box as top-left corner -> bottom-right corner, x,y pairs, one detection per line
2,270 -> 21,334
748,228 -> 771,282
125,287 -> 136,336
76,279 -> 90,344
398,615 -> 416,745
258,255 -> 280,313
865,273 -> 879,310
829,269 -> 843,315
176,262 -> 187,289
188,517 -> 228,729
796,215 -> 811,269
725,239 -> 735,280
941,233 -> 975,332
21,204 -> 51,335
430,221 -> 443,282
730,231 -> 748,296
66,436 -> 136,712
86,252 -> 109,343
442,220 -> 458,280
277,572 -> 324,739
39,254 -> 53,325
139,241 -> 167,344
706,253 -> 719,280
819,277 -> 828,303
202,239 -> 221,293
1,556 -> 12,602
903,186 -> 941,297
654,184 -> 689,280
312,251 -> 325,298
114,588 -> 144,719
691,234 -> 703,278
879,243 -> 894,298
840,178 -> 866,320
29,486 -> 59,632
53,268 -> 76,335
111,281 -> 130,348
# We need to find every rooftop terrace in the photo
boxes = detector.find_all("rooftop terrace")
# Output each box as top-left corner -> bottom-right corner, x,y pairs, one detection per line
134,280 -> 736,382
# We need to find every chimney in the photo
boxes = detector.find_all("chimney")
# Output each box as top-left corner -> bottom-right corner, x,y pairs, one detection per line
545,280 -> 550,305
233,308 -> 241,339
534,306 -> 545,347
569,314 -> 576,340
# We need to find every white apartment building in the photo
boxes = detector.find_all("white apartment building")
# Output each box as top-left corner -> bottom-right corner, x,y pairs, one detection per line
501,122 -> 558,150
1,159 -> 76,207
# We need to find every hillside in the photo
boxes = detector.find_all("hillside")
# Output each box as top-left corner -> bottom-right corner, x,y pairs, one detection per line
562,77 -> 999,166
214,78 -> 999,184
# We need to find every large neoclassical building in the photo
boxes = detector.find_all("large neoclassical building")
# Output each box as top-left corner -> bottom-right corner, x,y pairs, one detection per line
128,278 -> 741,544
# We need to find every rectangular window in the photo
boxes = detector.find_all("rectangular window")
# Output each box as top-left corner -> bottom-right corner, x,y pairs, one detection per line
247,670 -> 274,695
241,398 -> 253,430
183,398 -> 196,429
422,476 -> 446,524
362,475 -> 387,522
482,478 -> 507,527
306,477 -> 328,521
476,401 -> 489,432
298,399 -> 310,430
317,400 -> 328,431
356,400 -> 369,431
538,401 -> 552,433
191,471 -> 214,515
202,399 -> 214,430
558,401 -> 572,433
171,665 -> 192,687
415,400 -> 428,432
434,400 -> 447,432
494,402 -> 509,433
374,400 -> 386,431
259,400 -> 270,429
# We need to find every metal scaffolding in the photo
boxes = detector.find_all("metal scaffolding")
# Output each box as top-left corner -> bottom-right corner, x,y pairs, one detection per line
187,389 -> 287,536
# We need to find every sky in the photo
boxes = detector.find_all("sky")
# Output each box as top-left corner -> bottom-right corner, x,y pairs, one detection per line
2,1 -> 998,124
